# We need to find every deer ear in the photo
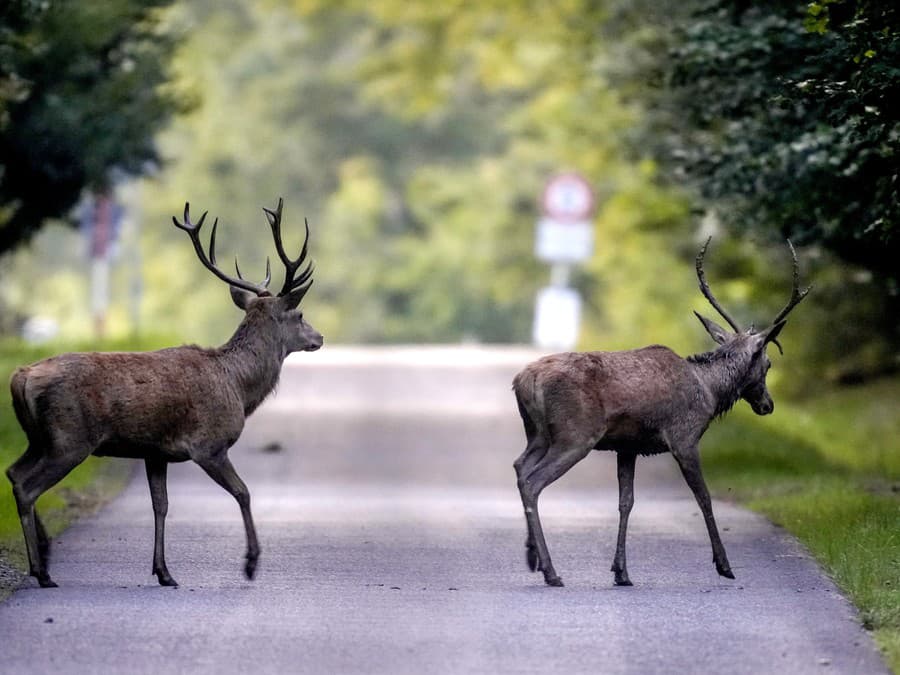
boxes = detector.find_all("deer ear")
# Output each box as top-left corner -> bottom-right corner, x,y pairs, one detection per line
278,281 -> 313,311
230,286 -> 256,310
694,311 -> 731,345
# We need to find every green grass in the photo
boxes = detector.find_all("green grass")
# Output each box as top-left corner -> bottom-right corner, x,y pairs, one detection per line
0,336 -> 174,596
702,381 -> 900,671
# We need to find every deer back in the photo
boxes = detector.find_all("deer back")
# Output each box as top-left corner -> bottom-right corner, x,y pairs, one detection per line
13,347 -> 245,459
515,346 -> 713,453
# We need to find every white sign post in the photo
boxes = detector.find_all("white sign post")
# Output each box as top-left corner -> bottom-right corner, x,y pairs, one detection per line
532,286 -> 582,350
532,173 -> 596,350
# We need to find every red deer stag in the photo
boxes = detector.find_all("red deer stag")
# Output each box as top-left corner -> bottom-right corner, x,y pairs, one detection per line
513,239 -> 809,587
6,198 -> 322,588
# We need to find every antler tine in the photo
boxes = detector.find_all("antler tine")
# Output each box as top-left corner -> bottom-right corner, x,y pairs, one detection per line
696,237 -> 742,333
234,256 -> 272,290
771,240 -> 811,326
767,239 -> 812,354
262,198 -> 314,296
172,202 -> 271,297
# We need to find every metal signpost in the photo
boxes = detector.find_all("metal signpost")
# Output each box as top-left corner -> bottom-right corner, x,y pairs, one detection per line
533,172 -> 596,350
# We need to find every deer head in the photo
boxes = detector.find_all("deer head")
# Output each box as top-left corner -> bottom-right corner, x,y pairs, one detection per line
693,238 -> 810,415
173,198 -> 323,355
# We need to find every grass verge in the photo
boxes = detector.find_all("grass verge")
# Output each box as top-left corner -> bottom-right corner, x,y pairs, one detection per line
0,337 -> 172,599
702,378 -> 900,672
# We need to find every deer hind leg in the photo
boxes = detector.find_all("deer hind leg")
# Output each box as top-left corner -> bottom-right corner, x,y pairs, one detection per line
520,443 -> 593,587
7,446 -> 51,565
145,458 -> 177,587
197,454 -> 260,580
673,448 -> 734,579
9,450 -> 84,588
514,437 -> 551,573
611,451 -> 637,586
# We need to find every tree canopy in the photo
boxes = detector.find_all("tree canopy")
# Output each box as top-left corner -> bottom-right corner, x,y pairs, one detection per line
651,0 -> 900,290
0,0 -> 182,253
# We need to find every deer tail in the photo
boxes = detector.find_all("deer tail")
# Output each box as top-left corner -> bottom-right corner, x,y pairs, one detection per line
9,367 -> 37,440
513,368 -> 547,441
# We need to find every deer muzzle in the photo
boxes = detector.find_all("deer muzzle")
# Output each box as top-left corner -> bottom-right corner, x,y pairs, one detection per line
751,396 -> 774,416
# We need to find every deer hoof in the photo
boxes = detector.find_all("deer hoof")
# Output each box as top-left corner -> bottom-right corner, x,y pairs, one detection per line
156,573 -> 179,587
525,545 -> 539,572
716,562 -> 735,579
37,576 -> 58,589
544,575 -> 564,587
614,575 -> 633,587
244,558 -> 258,580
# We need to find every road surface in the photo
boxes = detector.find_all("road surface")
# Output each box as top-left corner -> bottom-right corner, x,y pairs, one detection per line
0,346 -> 888,674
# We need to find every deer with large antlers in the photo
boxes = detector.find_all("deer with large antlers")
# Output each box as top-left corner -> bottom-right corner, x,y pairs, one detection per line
6,198 -> 321,588
513,239 -> 810,587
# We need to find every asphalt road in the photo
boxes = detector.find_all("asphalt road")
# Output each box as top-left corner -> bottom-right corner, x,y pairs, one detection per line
0,346 -> 888,674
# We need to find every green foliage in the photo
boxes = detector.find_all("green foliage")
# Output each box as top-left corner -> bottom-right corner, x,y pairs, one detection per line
634,0 -> 900,380
654,1 -> 900,291
0,0 -> 184,253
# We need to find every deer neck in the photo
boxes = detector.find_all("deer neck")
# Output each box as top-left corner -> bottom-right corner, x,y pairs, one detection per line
218,313 -> 285,416
687,346 -> 752,419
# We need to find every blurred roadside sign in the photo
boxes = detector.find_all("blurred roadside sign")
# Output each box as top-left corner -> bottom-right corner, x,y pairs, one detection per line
533,285 -> 581,350
541,172 -> 595,222
535,218 -> 594,262
81,192 -> 123,260
80,190 -> 124,339
535,172 -> 596,263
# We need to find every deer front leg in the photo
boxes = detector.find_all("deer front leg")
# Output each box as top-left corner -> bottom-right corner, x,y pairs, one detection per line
611,452 -> 637,586
520,444 -> 592,587
197,454 -> 260,580
673,448 -> 734,579
145,458 -> 178,587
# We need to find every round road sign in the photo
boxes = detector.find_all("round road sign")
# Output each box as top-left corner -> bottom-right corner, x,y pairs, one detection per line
541,173 -> 595,223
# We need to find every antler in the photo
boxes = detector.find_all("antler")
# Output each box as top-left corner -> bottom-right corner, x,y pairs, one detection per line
262,197 -> 314,297
696,237 -> 742,333
173,203 -> 272,296
767,239 -> 812,354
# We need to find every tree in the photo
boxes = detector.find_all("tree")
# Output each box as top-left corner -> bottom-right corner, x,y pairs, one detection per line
0,0 -> 183,253
652,1 -> 900,290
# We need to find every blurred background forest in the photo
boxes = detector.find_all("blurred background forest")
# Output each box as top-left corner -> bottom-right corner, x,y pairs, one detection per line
1,0 -> 898,388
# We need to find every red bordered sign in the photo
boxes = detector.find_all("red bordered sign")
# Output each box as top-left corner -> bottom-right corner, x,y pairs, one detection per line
541,173 -> 595,223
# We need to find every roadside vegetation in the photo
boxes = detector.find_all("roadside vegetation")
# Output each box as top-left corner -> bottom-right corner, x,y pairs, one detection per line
703,378 -> 900,669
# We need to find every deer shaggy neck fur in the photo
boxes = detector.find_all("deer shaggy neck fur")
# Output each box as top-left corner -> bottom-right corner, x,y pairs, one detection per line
217,304 -> 284,416
687,340 -> 757,418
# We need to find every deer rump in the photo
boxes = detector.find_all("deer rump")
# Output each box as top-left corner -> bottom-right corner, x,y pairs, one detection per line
514,347 -> 700,457
11,348 -> 244,463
